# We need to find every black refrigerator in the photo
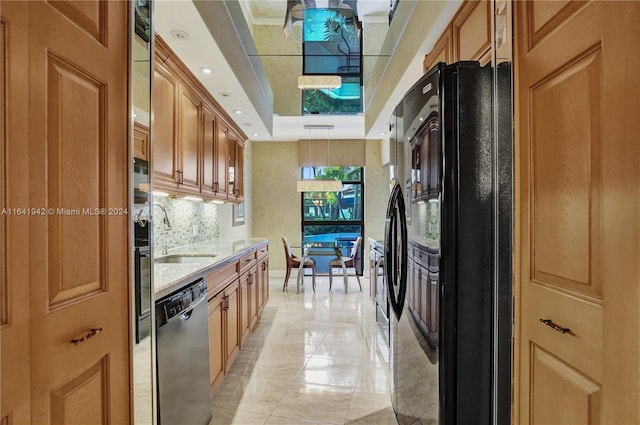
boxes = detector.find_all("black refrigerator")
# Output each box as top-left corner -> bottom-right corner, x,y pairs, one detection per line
384,61 -> 512,425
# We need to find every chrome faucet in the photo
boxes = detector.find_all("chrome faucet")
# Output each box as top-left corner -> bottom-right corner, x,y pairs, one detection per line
153,202 -> 172,231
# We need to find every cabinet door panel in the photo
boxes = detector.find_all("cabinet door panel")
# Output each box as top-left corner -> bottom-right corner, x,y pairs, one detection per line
202,107 -> 216,196
215,120 -> 229,198
419,266 -> 429,332
261,259 -> 269,307
26,1 -> 130,423
224,283 -> 240,371
133,122 -> 149,161
516,2 -> 640,423
152,64 -> 178,188
208,294 -> 225,394
235,138 -> 244,200
428,271 -> 439,344
178,84 -> 200,192
453,0 -> 491,62
423,26 -> 452,73
239,271 -> 251,345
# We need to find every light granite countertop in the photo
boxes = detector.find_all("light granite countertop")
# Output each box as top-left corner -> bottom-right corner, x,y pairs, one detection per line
154,238 -> 269,299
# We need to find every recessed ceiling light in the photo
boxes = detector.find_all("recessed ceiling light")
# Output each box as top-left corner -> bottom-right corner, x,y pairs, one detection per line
233,109 -> 243,115
252,133 -> 259,137
200,67 -> 213,74
379,132 -> 386,136
219,92 -> 231,97
170,29 -> 190,40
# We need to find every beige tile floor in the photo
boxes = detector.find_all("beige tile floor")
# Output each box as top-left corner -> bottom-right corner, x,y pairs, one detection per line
210,275 -> 397,425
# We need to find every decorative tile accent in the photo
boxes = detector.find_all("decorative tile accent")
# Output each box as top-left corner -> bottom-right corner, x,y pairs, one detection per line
414,200 -> 440,246
152,197 -> 219,252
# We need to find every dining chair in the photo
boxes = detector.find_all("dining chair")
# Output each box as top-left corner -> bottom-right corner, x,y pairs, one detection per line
282,237 -> 316,291
328,236 -> 363,291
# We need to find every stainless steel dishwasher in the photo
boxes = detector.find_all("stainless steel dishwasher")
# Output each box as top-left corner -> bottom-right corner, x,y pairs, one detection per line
156,279 -> 211,425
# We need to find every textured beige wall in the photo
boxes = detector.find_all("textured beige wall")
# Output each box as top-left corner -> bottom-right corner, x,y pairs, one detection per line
251,142 -> 301,271
364,139 -> 391,247
253,25 -> 302,116
251,140 -> 390,273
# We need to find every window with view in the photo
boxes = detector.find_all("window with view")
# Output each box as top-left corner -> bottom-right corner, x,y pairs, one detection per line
300,166 -> 364,274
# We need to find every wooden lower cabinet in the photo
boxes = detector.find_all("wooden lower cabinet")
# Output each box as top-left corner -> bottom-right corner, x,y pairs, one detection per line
257,257 -> 269,314
249,270 -> 260,331
208,292 -> 225,394
206,247 -> 270,397
207,280 -> 240,394
407,243 -> 439,348
240,271 -> 253,347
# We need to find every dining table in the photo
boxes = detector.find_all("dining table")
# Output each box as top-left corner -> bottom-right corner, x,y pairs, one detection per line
292,241 -> 350,294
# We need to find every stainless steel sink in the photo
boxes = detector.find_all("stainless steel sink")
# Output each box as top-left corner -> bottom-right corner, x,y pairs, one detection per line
155,254 -> 216,264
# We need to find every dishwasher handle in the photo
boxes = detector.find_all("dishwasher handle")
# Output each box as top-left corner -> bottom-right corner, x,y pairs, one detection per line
156,279 -> 207,327
177,294 -> 207,321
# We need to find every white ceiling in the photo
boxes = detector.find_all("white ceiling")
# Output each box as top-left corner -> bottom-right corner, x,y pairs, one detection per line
155,0 -> 458,142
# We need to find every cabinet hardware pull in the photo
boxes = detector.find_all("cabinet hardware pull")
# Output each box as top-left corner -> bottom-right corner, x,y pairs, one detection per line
214,182 -> 219,191
222,296 -> 229,310
539,318 -> 572,335
70,327 -> 103,345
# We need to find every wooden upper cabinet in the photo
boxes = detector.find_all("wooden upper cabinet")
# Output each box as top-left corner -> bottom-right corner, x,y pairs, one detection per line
201,105 -> 217,196
133,121 -> 149,161
152,35 -> 246,202
152,63 -> 179,189
423,26 -> 453,73
452,0 -> 492,65
227,130 -> 244,201
216,119 -> 229,199
227,129 -> 236,198
177,83 -> 201,193
235,138 -> 245,201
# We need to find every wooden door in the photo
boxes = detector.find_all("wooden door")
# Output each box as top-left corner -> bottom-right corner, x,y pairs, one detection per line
215,119 -> 229,199
515,2 -> 640,423
1,4 -> 32,424
208,293 -> 225,395
25,1 -> 131,423
177,83 -> 201,193
152,62 -> 179,190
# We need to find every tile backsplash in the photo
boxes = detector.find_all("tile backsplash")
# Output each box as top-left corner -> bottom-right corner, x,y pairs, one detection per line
152,197 -> 220,252
413,200 -> 440,244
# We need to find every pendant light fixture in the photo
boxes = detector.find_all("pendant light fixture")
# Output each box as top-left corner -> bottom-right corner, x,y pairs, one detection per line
297,125 -> 342,192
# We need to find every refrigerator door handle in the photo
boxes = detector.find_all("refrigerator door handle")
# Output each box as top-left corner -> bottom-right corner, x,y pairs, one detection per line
384,182 -> 408,320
